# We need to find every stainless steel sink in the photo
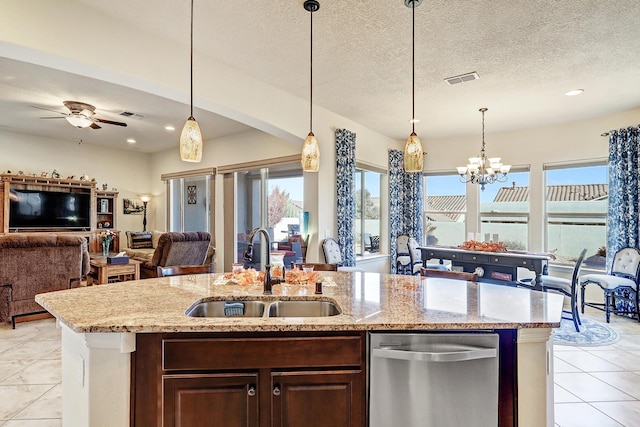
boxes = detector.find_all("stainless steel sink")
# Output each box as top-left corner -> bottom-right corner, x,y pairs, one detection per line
186,301 -> 266,317
267,300 -> 341,317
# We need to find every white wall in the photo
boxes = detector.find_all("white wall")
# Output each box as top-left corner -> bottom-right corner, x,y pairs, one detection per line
0,130 -> 152,235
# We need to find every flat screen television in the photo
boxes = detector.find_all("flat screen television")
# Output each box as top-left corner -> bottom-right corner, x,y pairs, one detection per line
9,189 -> 91,230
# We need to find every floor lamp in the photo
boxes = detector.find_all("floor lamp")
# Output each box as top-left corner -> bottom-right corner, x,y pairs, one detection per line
139,195 -> 151,232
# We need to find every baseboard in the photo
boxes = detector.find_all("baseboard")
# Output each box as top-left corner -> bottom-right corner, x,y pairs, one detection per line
14,312 -> 54,324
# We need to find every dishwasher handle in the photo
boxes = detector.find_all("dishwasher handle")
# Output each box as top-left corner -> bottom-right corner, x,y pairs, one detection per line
372,346 -> 496,363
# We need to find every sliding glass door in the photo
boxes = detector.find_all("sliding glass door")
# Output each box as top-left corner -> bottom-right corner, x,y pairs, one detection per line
224,161 -> 303,270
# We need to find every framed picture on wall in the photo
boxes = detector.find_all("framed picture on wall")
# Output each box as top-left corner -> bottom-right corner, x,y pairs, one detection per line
187,185 -> 197,204
123,198 -> 144,215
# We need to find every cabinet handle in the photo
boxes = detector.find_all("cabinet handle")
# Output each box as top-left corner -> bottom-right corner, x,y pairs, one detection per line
247,386 -> 256,397
273,385 -> 281,396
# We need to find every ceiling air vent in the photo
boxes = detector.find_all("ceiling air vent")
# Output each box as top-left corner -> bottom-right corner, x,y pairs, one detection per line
444,71 -> 480,85
118,111 -> 145,119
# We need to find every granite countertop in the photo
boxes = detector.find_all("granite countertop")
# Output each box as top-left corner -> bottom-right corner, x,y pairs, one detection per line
35,271 -> 564,333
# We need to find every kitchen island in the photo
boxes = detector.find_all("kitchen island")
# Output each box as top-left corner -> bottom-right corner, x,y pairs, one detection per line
36,271 -> 563,427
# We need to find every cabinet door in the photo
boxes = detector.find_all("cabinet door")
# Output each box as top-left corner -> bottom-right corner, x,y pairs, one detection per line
271,370 -> 363,427
163,373 -> 259,427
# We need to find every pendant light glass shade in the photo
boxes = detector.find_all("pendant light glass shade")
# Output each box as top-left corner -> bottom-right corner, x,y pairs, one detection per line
180,116 -> 202,162
301,0 -> 320,172
404,131 -> 424,172
404,0 -> 424,173
301,131 -> 319,172
180,0 -> 203,162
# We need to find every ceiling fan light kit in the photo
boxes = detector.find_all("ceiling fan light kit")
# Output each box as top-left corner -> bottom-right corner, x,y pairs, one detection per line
180,0 -> 203,163
65,114 -> 93,128
32,100 -> 127,130
403,0 -> 425,173
301,0 -> 320,172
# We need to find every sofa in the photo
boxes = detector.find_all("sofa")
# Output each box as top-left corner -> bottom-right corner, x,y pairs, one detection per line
0,234 -> 89,327
125,231 -> 212,278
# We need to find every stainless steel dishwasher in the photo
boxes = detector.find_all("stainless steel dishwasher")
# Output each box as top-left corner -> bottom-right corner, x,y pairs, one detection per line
369,332 -> 499,427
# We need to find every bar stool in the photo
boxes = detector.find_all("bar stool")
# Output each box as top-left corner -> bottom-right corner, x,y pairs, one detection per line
580,247 -> 640,323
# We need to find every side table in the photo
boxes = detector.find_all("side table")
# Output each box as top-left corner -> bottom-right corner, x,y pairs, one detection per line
88,257 -> 141,285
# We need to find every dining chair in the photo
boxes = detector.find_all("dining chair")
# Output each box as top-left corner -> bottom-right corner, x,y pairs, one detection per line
580,247 -> 640,323
420,267 -> 478,282
294,263 -> 338,272
396,235 -> 423,275
157,264 -> 213,277
321,237 -> 343,265
291,241 -> 304,264
540,248 -> 586,332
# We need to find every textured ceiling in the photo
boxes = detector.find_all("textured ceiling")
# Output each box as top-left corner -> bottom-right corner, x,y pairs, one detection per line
2,0 -> 640,152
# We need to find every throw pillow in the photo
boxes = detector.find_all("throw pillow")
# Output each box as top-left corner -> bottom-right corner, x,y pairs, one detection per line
151,230 -> 164,248
128,231 -> 152,249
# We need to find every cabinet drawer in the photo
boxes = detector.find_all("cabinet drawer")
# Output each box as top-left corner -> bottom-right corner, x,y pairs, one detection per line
163,335 -> 364,371
462,253 -> 489,263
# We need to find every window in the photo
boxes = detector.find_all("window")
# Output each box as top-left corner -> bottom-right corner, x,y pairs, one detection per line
162,168 -> 215,233
354,168 -> 381,256
268,174 -> 304,245
545,163 -> 607,267
480,170 -> 530,250
424,174 -> 467,246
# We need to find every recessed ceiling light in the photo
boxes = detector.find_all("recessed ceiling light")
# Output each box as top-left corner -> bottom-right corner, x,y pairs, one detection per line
127,138 -> 136,144
165,125 -> 175,131
565,89 -> 584,96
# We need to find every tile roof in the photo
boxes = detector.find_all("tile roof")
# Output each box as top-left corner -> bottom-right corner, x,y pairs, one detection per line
493,184 -> 609,202
424,184 -> 607,222
425,195 -> 466,221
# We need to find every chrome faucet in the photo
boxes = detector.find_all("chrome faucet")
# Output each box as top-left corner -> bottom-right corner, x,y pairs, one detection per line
243,227 -> 275,294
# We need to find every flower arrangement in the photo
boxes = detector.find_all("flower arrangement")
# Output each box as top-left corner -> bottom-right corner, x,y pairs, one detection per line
98,230 -> 116,257
458,240 -> 507,252
98,230 -> 117,242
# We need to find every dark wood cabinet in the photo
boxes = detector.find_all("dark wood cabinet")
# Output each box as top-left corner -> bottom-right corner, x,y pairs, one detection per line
163,373 -> 259,427
271,370 -> 362,427
132,332 -> 366,427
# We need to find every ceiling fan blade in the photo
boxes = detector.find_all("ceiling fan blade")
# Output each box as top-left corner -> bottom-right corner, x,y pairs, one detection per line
90,123 -> 102,130
39,116 -> 67,119
94,118 -> 127,127
30,105 -> 67,115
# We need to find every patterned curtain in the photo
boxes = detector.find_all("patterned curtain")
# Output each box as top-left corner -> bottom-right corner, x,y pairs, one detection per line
388,149 -> 424,273
607,126 -> 640,264
607,126 -> 640,315
389,150 -> 403,273
336,129 -> 356,266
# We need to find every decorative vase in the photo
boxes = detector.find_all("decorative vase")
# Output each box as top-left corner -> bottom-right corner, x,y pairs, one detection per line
102,239 -> 110,258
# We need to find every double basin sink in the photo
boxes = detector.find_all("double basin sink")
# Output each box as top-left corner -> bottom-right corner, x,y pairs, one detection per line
186,299 -> 341,318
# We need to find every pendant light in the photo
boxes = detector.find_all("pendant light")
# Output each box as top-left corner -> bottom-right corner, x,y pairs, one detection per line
301,0 -> 320,172
403,0 -> 424,173
180,0 -> 203,162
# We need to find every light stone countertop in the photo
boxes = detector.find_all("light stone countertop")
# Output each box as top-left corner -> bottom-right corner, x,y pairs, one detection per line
35,271 -> 564,333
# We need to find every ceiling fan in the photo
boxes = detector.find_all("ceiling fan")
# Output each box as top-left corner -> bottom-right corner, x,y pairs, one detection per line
30,101 -> 127,129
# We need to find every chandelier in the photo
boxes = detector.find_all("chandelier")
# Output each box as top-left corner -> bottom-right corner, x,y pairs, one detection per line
457,108 -> 510,190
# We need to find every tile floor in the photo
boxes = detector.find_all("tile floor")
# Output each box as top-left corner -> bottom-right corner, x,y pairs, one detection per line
0,308 -> 638,426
